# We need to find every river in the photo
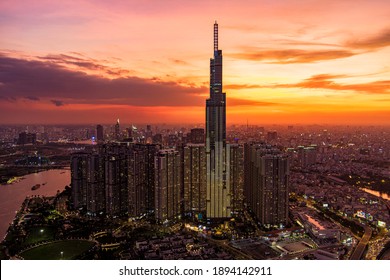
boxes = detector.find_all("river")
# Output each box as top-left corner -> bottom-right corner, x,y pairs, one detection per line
0,169 -> 70,241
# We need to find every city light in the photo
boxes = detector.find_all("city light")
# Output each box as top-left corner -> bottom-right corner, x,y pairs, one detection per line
0,3 -> 389,267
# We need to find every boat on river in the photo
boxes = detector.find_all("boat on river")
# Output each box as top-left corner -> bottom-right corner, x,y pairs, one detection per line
31,184 -> 41,191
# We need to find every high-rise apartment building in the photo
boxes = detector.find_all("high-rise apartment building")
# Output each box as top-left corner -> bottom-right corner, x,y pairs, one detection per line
17,132 -> 36,145
154,149 -> 181,223
188,128 -> 205,144
96,124 -> 104,142
71,143 -> 160,218
244,143 -> 289,227
86,154 -> 105,214
102,143 -> 129,216
183,144 -> 206,219
206,21 -> 230,218
228,144 -> 244,216
71,152 -> 89,210
128,144 -> 159,217
297,145 -> 317,168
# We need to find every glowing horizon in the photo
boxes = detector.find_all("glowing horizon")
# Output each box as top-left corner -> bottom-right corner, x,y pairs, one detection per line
1,0 -> 389,125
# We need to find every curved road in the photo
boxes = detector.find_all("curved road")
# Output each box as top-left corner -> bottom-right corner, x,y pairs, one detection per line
350,226 -> 372,260
379,246 -> 390,260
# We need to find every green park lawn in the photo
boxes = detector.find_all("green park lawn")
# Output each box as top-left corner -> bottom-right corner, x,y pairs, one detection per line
20,240 -> 95,260
23,226 -> 56,245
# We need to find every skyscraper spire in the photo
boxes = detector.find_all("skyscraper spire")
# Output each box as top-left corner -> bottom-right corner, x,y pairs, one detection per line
214,21 -> 218,51
206,21 -> 230,219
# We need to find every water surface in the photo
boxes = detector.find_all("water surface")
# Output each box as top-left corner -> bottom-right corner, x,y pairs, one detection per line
0,169 -> 70,240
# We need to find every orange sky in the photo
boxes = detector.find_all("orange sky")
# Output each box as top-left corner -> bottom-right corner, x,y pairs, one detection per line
0,0 -> 389,125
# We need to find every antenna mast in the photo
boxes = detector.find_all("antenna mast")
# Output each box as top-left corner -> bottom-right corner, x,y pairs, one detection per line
214,21 -> 218,51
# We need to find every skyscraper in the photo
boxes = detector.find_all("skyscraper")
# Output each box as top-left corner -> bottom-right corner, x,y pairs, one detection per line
115,118 -> 120,141
96,124 -> 104,142
188,128 -> 205,144
297,145 -> 317,168
244,143 -> 289,227
183,144 -> 206,219
71,151 -> 105,214
154,149 -> 182,223
228,144 -> 244,216
102,143 -> 129,216
128,144 -> 159,217
206,21 -> 230,218
71,152 -> 89,210
17,132 -> 36,145
86,154 -> 105,215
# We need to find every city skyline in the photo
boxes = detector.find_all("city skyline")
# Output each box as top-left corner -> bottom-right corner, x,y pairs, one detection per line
1,3 -> 390,263
1,0 -> 390,125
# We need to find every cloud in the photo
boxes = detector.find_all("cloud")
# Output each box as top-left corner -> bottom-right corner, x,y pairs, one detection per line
230,49 -> 355,63
225,84 -> 264,90
24,96 -> 40,101
228,29 -> 390,65
275,74 -> 390,94
346,29 -> 390,50
0,96 -> 16,102
228,98 -> 278,106
278,39 -> 341,48
170,59 -> 189,65
51,100 -> 65,106
37,53 -> 133,76
0,54 -> 207,107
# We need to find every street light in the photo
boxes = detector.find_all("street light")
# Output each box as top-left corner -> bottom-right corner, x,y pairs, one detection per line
60,251 -> 64,259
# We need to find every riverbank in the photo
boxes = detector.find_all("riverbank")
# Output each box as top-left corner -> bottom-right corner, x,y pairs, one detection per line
0,169 -> 70,242
0,165 -> 68,185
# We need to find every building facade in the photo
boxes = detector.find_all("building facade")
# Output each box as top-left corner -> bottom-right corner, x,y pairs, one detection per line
71,152 -> 89,210
128,144 -> 159,217
183,144 -> 207,219
228,144 -> 244,216
188,128 -> 205,144
154,149 -> 182,223
96,124 -> 104,142
206,21 -> 231,218
245,143 -> 289,227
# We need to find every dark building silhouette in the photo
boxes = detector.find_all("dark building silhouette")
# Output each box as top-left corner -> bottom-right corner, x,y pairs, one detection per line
71,152 -> 89,210
101,144 -> 129,216
96,124 -> 104,142
17,132 -> 36,145
115,119 -> 121,140
183,144 -> 206,219
297,145 -> 317,168
154,149 -> 182,223
86,154 -> 105,214
244,143 -> 289,227
128,144 -> 159,217
188,128 -> 205,144
229,144 -> 244,216
71,143 -> 160,218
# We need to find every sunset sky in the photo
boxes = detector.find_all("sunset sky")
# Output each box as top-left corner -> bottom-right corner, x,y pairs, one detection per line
1,0 -> 390,125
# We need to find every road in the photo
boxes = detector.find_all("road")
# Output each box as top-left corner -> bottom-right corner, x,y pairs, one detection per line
350,225 -> 372,260
206,238 -> 254,259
